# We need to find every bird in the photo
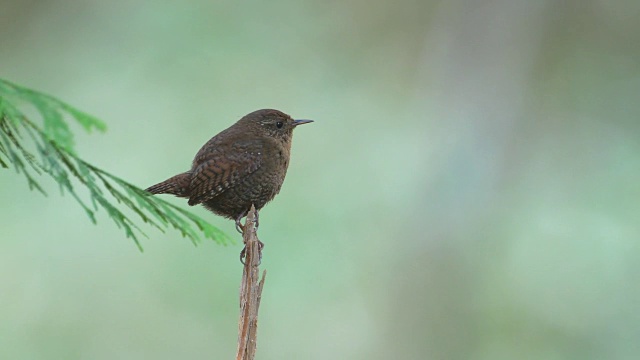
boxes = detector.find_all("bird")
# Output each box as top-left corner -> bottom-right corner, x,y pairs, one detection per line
145,109 -> 313,237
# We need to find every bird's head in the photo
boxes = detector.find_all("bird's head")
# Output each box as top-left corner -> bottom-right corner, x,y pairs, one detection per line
240,109 -> 313,144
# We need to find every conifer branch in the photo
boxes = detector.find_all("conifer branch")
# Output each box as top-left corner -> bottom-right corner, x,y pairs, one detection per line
0,78 -> 231,248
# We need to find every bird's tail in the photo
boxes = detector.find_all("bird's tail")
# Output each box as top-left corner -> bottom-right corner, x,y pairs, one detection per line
145,172 -> 192,197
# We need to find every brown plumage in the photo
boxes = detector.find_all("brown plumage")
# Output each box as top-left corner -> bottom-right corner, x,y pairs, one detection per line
145,109 -> 312,231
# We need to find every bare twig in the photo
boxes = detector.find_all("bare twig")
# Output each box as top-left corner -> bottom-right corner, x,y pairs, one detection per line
236,205 -> 266,360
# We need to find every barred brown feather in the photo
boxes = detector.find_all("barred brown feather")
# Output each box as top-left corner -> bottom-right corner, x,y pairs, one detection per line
145,172 -> 191,197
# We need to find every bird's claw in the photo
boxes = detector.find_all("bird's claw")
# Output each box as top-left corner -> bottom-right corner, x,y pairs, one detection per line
235,219 -> 244,234
240,240 -> 264,265
235,210 -> 248,234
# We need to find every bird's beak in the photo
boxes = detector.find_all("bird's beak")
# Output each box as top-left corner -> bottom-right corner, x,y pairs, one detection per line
293,119 -> 314,126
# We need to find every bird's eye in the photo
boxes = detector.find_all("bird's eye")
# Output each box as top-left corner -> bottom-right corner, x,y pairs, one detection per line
276,121 -> 284,129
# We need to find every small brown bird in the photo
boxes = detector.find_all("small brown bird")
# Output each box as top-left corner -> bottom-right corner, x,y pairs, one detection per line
145,109 -> 313,234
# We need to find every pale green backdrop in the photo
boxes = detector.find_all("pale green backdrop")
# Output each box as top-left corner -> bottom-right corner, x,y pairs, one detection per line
1,1 -> 639,359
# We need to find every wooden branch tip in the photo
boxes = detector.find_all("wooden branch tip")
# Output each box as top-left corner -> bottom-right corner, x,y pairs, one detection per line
236,205 -> 266,360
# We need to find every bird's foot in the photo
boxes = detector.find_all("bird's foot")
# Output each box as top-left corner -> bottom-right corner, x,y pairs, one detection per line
235,208 -> 260,233
235,210 -> 248,234
240,240 -> 264,265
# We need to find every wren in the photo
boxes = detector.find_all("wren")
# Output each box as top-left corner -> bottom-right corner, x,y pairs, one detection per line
145,109 -> 313,234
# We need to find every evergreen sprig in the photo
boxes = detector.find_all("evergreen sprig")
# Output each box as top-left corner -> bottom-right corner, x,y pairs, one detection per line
0,78 -> 231,249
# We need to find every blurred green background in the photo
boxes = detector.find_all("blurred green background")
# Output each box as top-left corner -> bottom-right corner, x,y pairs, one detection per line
1,1 -> 639,359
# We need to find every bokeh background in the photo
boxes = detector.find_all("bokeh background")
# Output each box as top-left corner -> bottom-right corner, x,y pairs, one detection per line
1,1 -> 639,359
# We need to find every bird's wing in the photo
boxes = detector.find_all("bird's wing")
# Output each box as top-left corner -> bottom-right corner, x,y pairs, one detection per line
187,140 -> 263,206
